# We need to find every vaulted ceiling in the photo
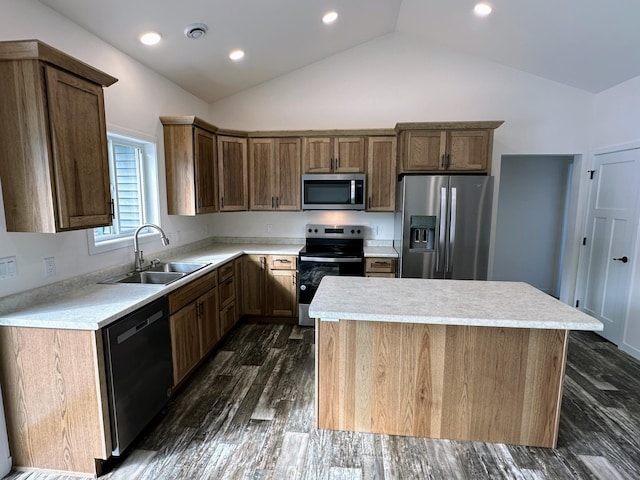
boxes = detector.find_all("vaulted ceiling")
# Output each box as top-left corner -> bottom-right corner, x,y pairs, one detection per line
38,0 -> 640,103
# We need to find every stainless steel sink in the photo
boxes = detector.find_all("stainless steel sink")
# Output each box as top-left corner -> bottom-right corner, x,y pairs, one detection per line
107,271 -> 186,285
148,262 -> 208,274
100,262 -> 210,285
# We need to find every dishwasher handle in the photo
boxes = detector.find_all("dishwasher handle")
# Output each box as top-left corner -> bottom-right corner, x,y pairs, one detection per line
116,310 -> 164,345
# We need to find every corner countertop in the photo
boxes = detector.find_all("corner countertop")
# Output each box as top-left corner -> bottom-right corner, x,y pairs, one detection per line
0,243 -> 302,331
309,276 -> 603,331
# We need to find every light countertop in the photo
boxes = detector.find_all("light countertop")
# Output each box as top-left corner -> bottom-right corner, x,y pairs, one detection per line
309,276 -> 603,331
363,246 -> 398,258
0,243 -> 302,331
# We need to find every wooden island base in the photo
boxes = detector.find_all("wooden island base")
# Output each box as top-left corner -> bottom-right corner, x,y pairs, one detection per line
316,319 -> 569,448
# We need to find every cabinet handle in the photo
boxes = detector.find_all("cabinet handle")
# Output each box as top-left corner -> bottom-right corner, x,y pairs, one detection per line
271,196 -> 275,208
368,197 -> 371,209
276,258 -> 291,263
446,153 -> 451,169
293,273 -> 297,286
221,197 -> 225,209
261,257 -> 265,271
372,261 -> 390,266
110,199 -> 115,220
276,196 -> 279,208
441,154 -> 446,169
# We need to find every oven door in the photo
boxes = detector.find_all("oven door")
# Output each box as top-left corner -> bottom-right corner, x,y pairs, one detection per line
298,256 -> 364,326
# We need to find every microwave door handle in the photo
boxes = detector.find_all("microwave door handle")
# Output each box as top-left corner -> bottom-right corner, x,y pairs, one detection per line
350,180 -> 356,204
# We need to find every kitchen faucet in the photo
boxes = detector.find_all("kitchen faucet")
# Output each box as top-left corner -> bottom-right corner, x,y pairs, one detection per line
133,223 -> 170,271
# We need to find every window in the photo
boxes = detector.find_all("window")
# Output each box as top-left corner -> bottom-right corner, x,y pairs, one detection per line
88,130 -> 160,254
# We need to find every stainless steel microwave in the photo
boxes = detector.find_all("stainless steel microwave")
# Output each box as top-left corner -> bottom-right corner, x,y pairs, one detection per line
301,173 -> 366,210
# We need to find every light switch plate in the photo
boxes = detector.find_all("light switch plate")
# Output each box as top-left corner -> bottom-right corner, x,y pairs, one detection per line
0,256 -> 17,279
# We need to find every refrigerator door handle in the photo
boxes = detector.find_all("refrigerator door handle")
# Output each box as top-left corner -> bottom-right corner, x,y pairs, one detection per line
438,186 -> 447,273
448,187 -> 457,274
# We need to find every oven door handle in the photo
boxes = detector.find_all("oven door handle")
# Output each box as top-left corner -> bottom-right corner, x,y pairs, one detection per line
300,256 -> 363,263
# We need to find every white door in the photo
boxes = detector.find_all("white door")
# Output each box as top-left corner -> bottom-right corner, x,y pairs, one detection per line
578,147 -> 640,344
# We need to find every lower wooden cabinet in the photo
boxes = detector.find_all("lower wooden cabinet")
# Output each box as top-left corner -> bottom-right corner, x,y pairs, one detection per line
365,257 -> 397,278
243,254 -> 298,317
168,269 -> 219,387
170,302 -> 204,386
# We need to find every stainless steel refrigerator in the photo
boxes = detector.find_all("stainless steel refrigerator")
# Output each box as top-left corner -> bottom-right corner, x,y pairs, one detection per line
394,175 -> 494,279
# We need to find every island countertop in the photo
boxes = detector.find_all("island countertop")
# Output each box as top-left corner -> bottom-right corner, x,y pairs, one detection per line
309,276 -> 603,331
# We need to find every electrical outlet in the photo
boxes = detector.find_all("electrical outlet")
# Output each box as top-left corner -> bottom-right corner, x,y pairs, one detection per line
44,257 -> 56,278
0,256 -> 17,278
267,224 -> 273,234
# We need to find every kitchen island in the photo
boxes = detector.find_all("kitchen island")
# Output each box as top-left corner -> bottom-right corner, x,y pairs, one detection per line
309,276 -> 603,448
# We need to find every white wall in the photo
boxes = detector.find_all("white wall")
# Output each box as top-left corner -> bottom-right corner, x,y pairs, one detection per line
0,0 -> 215,297
592,76 -> 640,358
210,32 -> 595,299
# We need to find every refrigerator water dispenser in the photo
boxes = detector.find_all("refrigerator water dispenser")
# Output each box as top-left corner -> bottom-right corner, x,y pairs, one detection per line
410,216 -> 436,251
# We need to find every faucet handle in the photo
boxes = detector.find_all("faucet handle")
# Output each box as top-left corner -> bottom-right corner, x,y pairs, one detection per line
150,258 -> 161,267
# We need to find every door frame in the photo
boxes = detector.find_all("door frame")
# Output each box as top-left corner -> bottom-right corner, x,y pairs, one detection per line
490,153 -> 586,306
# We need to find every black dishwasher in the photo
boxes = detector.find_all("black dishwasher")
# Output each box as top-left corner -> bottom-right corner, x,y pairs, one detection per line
103,296 -> 172,456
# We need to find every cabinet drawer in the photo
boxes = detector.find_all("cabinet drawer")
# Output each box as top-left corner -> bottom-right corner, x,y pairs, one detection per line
218,261 -> 234,281
366,272 -> 396,278
168,270 -> 218,314
219,274 -> 235,309
365,258 -> 397,273
269,255 -> 297,270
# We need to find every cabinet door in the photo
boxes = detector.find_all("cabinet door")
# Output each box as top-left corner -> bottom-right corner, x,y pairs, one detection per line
194,128 -> 218,213
170,304 -> 201,386
267,269 -> 297,317
218,136 -> 248,211
402,130 -> 445,172
249,138 -> 275,210
335,137 -> 365,173
446,130 -> 490,171
243,255 -> 265,315
275,138 -> 301,210
198,287 -> 220,357
45,66 -> 112,230
303,137 -> 333,173
219,303 -> 237,335
366,136 -> 397,212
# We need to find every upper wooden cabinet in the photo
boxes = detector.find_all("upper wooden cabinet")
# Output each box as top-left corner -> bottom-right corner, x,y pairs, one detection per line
218,136 -> 248,211
302,136 -> 365,173
249,137 -> 301,211
0,40 -> 117,232
161,116 -> 218,215
397,122 -> 503,174
366,136 -> 397,212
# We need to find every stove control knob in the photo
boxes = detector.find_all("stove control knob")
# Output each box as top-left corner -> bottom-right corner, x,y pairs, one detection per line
351,229 -> 355,234
300,285 -> 307,291
357,229 -> 361,234
314,229 -> 318,233
308,228 -> 312,233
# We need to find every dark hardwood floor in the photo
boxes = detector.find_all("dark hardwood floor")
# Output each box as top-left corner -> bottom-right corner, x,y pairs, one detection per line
4,321 -> 640,480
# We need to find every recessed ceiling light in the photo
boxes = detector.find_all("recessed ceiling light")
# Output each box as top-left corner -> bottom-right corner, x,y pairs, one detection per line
139,31 -> 161,46
229,49 -> 245,61
322,11 -> 338,24
473,3 -> 492,17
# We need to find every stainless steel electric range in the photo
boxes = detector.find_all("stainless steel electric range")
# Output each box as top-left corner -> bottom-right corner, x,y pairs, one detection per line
298,224 -> 365,326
